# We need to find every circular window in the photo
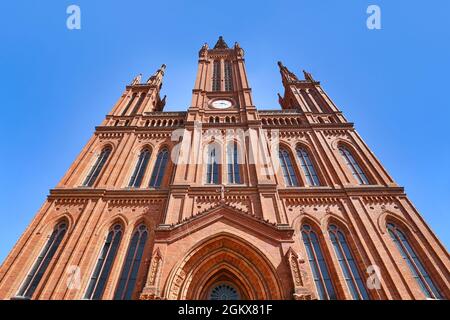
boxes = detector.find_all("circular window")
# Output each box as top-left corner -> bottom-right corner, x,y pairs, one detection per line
208,283 -> 240,300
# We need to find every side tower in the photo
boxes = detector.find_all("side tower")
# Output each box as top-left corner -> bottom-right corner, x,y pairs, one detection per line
0,63 -> 187,300
263,62 -> 449,300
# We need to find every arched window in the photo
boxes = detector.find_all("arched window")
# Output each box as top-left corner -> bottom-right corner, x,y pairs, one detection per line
209,283 -> 240,300
114,224 -> 149,300
85,224 -> 123,300
227,142 -> 241,184
128,149 -> 151,188
212,60 -> 221,91
301,225 -> 336,300
387,223 -> 443,299
149,149 -> 169,188
296,147 -> 320,186
224,61 -> 233,91
17,221 -> 67,299
328,225 -> 370,300
206,144 -> 220,184
83,147 -> 111,187
339,146 -> 369,185
278,149 -> 299,187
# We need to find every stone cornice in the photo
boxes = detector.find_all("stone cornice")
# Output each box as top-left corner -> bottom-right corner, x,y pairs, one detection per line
48,188 -> 169,200
278,185 -> 405,202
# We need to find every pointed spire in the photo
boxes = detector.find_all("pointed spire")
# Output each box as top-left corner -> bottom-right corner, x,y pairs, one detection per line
278,61 -> 299,83
234,41 -> 245,57
303,70 -> 315,82
131,73 -> 142,85
147,64 -> 166,85
199,42 -> 209,57
278,93 -> 284,106
213,36 -> 229,49
155,95 -> 166,111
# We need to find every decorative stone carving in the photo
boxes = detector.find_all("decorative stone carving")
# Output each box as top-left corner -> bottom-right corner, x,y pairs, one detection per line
286,247 -> 315,300
140,249 -> 163,300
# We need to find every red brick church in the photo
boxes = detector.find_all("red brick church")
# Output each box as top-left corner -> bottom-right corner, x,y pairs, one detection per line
0,37 -> 448,300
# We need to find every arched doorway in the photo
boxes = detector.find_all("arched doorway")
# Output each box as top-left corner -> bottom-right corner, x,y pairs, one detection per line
164,233 -> 283,300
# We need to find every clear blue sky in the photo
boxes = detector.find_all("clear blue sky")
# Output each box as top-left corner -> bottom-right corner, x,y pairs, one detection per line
0,0 -> 449,264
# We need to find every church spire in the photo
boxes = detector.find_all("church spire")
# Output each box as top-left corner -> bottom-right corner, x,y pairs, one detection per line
278,61 -> 300,84
213,36 -> 229,49
147,64 -> 166,86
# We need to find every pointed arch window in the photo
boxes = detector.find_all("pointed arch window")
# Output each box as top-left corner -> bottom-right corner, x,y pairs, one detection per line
224,61 -> 233,91
149,149 -> 169,188
279,149 -> 299,187
387,223 -> 443,299
206,144 -> 220,184
212,60 -> 221,92
17,221 -> 67,299
301,225 -> 336,300
328,225 -> 370,300
114,224 -> 148,300
296,147 -> 320,186
85,224 -> 123,300
227,142 -> 241,184
83,147 -> 111,187
339,146 -> 369,185
128,149 -> 151,188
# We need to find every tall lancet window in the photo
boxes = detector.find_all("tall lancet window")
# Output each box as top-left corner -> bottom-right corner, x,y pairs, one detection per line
85,224 -> 123,300
206,144 -> 220,184
387,223 -> 443,299
339,146 -> 369,185
212,60 -> 221,91
301,225 -> 336,300
227,142 -> 241,184
297,147 -> 321,186
114,224 -> 149,300
128,149 -> 151,188
82,147 -> 112,187
224,61 -> 233,91
328,225 -> 370,300
149,148 -> 169,188
279,149 -> 299,187
17,221 -> 67,299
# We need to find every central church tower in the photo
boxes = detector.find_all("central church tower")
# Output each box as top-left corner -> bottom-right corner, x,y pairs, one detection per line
188,36 -> 258,122
0,37 -> 448,301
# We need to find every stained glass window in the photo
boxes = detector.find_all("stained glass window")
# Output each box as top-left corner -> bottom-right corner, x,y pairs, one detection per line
302,225 -> 336,300
128,149 -> 151,187
328,224 -> 370,300
17,221 -> 67,299
83,147 -> 111,187
114,224 -> 148,300
297,147 -> 320,186
387,223 -> 443,299
85,224 -> 123,300
279,149 -> 299,187
227,142 -> 241,184
149,149 -> 169,188
339,147 -> 369,185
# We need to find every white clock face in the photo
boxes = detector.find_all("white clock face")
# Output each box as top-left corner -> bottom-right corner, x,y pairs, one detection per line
211,99 -> 233,109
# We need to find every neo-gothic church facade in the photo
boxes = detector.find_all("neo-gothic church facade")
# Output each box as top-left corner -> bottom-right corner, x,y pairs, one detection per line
0,37 -> 448,300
